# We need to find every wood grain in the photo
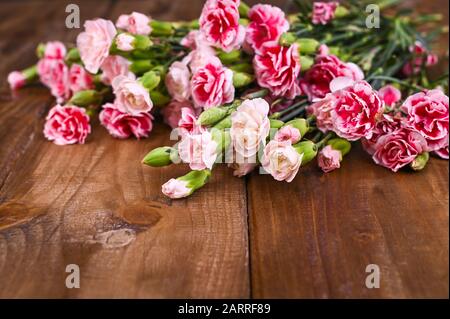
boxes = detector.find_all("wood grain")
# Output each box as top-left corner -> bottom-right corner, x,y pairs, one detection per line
0,0 -> 249,298
0,0 -> 448,299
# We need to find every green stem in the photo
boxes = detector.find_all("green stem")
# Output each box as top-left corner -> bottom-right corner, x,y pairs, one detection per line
369,75 -> 426,91
315,132 -> 334,149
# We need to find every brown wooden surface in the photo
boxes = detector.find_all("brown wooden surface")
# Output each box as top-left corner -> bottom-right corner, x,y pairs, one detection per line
0,0 -> 448,298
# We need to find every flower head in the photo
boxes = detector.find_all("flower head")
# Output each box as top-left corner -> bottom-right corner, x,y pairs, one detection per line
77,19 -> 117,73
112,75 -> 153,115
43,105 -> 91,145
254,42 -> 301,99
99,103 -> 153,139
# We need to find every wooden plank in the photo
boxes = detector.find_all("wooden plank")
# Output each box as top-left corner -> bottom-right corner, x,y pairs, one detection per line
0,0 -> 249,298
248,143 -> 449,298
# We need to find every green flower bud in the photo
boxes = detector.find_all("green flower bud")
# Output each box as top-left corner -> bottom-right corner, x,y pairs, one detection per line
270,119 -> 284,129
410,152 -> 429,171
213,115 -> 232,129
133,35 -> 152,50
69,90 -> 102,107
150,90 -> 170,107
279,32 -> 296,46
178,169 -> 211,193
294,140 -> 317,165
238,2 -> 250,17
189,19 -> 200,29
150,20 -> 174,36
233,71 -> 254,88
327,138 -> 351,156
334,5 -> 349,18
229,63 -> 253,73
211,128 -> 231,153
140,70 -> 160,91
36,43 -> 46,58
218,50 -> 242,65
65,48 -> 80,63
284,118 -> 309,137
239,18 -> 249,27
142,147 -> 178,167
296,38 -> 319,55
299,56 -> 314,72
130,60 -> 153,74
199,107 -> 229,126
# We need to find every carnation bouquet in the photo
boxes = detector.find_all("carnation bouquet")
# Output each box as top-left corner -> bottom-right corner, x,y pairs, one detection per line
8,0 -> 449,199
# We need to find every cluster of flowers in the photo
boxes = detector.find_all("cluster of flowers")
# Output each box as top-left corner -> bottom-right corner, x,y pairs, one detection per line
7,0 -> 448,199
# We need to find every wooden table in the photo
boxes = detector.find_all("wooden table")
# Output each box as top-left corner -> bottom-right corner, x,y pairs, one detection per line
0,0 -> 448,298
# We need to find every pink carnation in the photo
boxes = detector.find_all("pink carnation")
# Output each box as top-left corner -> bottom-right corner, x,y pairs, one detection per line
312,2 -> 338,25
318,145 -> 342,173
306,93 -> 337,133
274,125 -> 301,144
43,41 -> 67,59
7,71 -> 26,90
331,81 -> 384,141
43,105 -> 91,145
199,0 -> 245,52
100,55 -> 134,85
37,58 -> 71,102
161,179 -> 191,199
99,103 -> 153,139
246,4 -> 289,54
402,41 -> 439,76
161,100 -> 197,129
178,130 -> 218,170
261,140 -> 302,182
77,19 -> 117,74
372,127 -> 428,172
434,144 -> 449,159
112,75 -> 153,115
165,61 -> 191,102
361,114 -> 405,156
69,64 -> 94,93
116,12 -> 152,35
254,42 -> 301,99
378,85 -> 401,106
191,61 -> 234,109
402,89 -> 449,151
301,54 -> 364,101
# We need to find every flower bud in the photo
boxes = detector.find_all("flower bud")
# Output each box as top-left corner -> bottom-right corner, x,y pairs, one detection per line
211,128 -> 231,153
218,50 -> 242,65
284,118 -> 309,137
232,71 -> 254,88
65,48 -> 80,64
410,152 -> 429,171
296,38 -> 319,55
116,34 -> 152,51
334,5 -> 349,18
213,115 -> 232,129
69,90 -> 102,107
238,2 -> 250,17
140,70 -> 160,91
178,169 -> 211,194
130,60 -> 153,74
229,63 -> 253,73
294,140 -> 317,165
36,43 -> 46,58
198,107 -> 229,126
162,170 -> 211,199
142,146 -> 178,167
150,20 -> 174,36
279,32 -> 296,46
327,138 -> 351,156
150,90 -> 170,106
270,119 -> 284,129
299,56 -> 314,72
